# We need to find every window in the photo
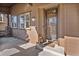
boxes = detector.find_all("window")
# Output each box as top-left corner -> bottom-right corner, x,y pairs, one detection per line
11,16 -> 17,28
19,15 -> 25,29
25,13 -> 30,28
0,14 -> 4,22
19,12 -> 30,29
48,16 -> 57,25
10,12 -> 31,29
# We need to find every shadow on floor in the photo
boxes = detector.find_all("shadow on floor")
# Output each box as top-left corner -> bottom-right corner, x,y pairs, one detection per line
0,37 -> 26,51
0,37 -> 42,56
12,46 -> 42,56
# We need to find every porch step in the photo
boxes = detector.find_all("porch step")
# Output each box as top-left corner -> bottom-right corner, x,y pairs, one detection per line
39,45 -> 64,56
39,51 -> 58,56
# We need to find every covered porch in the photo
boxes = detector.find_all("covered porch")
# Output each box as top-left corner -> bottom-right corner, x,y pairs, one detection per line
0,3 -> 79,56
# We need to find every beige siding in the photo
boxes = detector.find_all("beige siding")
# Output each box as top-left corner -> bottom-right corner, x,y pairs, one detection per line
60,4 -> 79,37
12,28 -> 27,40
0,7 -> 9,31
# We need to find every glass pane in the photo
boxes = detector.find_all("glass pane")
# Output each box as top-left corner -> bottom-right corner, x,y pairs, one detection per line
0,14 -> 3,21
20,15 -> 25,28
12,16 -> 17,23
48,16 -> 57,40
12,16 -> 17,28
26,13 -> 30,28
26,22 -> 29,27
21,24 -> 24,28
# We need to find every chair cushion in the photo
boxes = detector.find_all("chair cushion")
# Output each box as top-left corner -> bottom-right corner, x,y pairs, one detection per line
64,36 -> 79,56
58,38 -> 65,47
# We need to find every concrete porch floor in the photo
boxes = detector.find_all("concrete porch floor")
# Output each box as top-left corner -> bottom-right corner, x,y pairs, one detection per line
0,37 -> 42,56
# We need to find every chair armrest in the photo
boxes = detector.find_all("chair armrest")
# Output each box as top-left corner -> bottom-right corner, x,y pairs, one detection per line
58,38 -> 65,47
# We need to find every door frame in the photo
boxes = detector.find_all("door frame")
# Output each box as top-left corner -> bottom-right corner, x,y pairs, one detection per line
44,8 -> 58,40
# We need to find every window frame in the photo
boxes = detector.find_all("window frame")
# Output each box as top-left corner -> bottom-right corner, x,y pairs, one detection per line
19,14 -> 25,29
0,14 -> 4,22
19,12 -> 31,29
25,12 -> 31,28
11,15 -> 18,28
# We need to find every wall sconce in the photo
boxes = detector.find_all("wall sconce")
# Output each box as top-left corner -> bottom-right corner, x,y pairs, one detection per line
32,17 -> 35,22
52,9 -> 56,13
32,17 -> 36,26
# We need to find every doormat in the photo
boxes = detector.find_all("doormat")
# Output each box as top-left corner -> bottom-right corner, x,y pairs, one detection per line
0,48 -> 20,56
19,43 -> 36,49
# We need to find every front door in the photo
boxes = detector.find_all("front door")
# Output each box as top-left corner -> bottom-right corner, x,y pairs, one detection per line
46,8 -> 58,41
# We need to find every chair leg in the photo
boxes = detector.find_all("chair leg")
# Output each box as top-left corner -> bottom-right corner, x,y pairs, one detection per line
64,51 -> 66,56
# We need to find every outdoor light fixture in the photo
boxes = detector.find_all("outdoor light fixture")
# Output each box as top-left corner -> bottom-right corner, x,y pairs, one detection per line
53,9 -> 56,13
32,17 -> 35,21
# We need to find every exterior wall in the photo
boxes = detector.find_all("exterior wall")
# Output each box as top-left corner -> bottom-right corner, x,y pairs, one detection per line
58,4 -> 79,37
10,3 -> 79,42
10,4 -> 32,40
12,28 -> 27,40
0,7 -> 9,31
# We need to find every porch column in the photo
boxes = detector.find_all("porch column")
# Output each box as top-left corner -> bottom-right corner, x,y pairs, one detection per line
38,8 -> 47,43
